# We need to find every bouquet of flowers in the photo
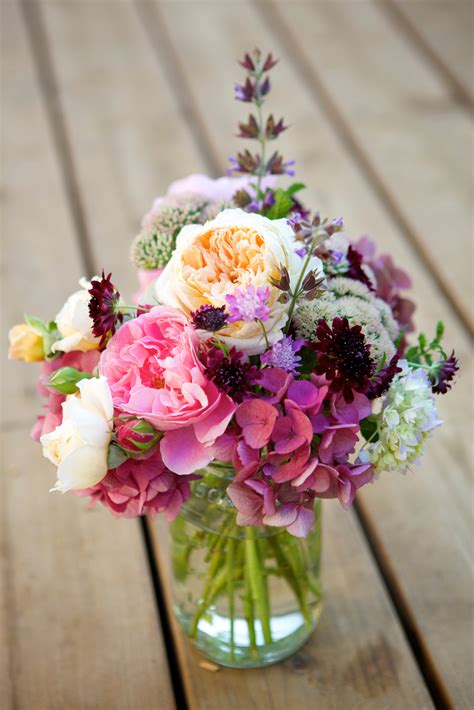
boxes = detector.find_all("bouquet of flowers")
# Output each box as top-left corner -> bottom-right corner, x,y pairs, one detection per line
9,49 -> 458,668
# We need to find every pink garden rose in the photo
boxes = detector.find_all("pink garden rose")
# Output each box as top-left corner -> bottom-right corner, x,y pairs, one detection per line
99,306 -> 236,475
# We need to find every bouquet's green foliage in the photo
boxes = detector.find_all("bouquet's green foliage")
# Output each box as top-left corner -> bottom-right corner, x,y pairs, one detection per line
25,314 -> 60,359
48,367 -> 94,395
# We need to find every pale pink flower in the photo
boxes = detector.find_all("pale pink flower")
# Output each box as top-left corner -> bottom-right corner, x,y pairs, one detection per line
76,447 -> 194,519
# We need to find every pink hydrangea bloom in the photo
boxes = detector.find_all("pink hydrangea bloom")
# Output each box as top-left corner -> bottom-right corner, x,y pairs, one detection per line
99,306 -> 236,475
31,350 -> 100,442
76,448 -> 195,519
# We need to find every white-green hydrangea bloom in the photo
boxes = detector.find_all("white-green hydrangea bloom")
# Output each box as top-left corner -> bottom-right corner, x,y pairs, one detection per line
361,360 -> 442,473
294,276 -> 399,366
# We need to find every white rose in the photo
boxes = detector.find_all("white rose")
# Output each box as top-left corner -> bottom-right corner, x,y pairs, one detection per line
42,376 -> 114,492
52,278 -> 100,353
157,208 -> 323,355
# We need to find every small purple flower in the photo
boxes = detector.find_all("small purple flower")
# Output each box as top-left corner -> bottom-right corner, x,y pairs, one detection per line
261,336 -> 305,374
295,245 -> 308,258
191,305 -> 228,332
226,285 -> 270,323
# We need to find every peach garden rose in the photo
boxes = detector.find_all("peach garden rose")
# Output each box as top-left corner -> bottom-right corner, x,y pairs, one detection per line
157,208 -> 324,355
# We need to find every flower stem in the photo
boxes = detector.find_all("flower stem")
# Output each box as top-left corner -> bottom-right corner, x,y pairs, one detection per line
245,527 -> 273,645
255,95 -> 266,199
226,536 -> 237,659
243,556 -> 258,657
284,245 -> 315,334
258,319 -> 271,349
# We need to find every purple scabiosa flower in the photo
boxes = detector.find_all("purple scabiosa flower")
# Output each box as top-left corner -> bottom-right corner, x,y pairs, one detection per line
191,305 -> 228,332
261,336 -> 305,374
431,351 -> 459,394
366,354 -> 402,400
201,345 -> 256,403
226,285 -> 271,323
88,270 -> 122,348
313,317 -> 375,402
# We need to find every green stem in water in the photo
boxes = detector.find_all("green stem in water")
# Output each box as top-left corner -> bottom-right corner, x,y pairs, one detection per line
243,551 -> 258,658
226,536 -> 237,660
245,527 -> 273,645
268,535 -> 312,626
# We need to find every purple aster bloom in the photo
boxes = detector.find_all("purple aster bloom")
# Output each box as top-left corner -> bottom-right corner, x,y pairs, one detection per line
261,336 -> 305,374
226,285 -> 271,323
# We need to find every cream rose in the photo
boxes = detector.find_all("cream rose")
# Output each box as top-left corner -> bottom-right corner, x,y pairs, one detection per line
157,208 -> 323,354
52,278 -> 100,353
42,376 -> 113,492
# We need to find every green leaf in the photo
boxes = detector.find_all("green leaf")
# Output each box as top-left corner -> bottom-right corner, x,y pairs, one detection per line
297,346 -> 318,376
286,182 -> 306,197
265,188 -> 294,220
24,314 -> 48,337
360,415 -> 379,443
48,367 -> 94,394
107,443 -> 129,470
405,345 -> 421,363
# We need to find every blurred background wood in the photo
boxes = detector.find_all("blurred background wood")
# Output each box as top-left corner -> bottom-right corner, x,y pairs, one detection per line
1,0 -> 472,708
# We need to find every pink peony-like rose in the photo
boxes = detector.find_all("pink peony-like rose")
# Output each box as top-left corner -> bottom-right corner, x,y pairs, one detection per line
76,447 -> 195,519
31,349 -> 100,442
99,306 -> 236,475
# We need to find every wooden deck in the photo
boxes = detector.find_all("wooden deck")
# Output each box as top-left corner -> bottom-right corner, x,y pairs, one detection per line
1,1 -> 472,708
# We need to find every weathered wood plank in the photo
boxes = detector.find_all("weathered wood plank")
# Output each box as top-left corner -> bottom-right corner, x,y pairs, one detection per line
40,0 -> 204,295
1,3 -> 175,707
266,0 -> 473,333
387,0 -> 474,107
150,1 -> 473,706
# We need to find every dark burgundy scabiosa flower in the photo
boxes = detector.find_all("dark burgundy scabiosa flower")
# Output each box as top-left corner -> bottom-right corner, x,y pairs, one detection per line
346,245 -> 374,291
366,354 -> 402,400
201,345 -> 256,403
88,270 -> 122,348
313,317 -> 375,402
191,305 -> 228,332
431,351 -> 459,394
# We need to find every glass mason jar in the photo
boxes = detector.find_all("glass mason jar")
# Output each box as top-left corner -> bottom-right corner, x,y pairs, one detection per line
165,463 -> 322,668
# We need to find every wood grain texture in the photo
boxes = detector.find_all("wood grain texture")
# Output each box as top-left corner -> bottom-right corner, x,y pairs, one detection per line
150,507 -> 433,710
39,0 -> 204,295
1,3 -> 175,708
150,1 -> 473,706
265,0 -> 473,333
1,0 -> 85,429
387,0 -> 474,107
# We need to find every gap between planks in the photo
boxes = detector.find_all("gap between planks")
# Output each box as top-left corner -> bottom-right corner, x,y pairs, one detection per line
254,0 -> 473,338
353,499 -> 454,709
18,1 -> 186,707
19,0 -> 96,277
133,1 -> 462,707
379,0 -> 474,112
